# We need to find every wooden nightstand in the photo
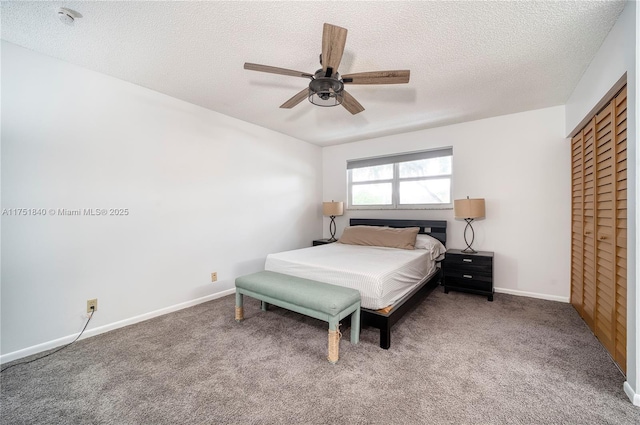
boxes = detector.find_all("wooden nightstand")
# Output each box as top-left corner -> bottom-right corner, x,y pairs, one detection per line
442,249 -> 494,301
312,239 -> 336,246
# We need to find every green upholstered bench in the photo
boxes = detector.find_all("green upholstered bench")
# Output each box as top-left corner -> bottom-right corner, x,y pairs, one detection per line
235,271 -> 361,363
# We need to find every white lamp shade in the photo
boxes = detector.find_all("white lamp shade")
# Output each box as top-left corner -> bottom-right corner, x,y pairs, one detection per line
454,198 -> 485,219
322,201 -> 344,216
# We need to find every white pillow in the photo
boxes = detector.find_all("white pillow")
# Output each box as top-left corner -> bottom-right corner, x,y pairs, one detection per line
414,234 -> 446,260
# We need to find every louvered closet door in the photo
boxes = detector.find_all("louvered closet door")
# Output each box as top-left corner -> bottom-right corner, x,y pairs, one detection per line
570,85 -> 627,373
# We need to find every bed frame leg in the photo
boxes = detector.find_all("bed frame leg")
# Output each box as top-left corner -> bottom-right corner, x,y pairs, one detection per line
380,325 -> 391,350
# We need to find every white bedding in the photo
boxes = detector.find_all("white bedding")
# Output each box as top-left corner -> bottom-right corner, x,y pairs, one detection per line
264,243 -> 437,310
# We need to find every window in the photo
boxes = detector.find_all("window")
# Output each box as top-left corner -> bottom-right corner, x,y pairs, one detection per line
347,147 -> 453,209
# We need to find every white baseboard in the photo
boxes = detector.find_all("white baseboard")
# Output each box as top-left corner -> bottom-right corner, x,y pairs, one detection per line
494,287 -> 570,303
0,288 -> 236,365
624,381 -> 640,406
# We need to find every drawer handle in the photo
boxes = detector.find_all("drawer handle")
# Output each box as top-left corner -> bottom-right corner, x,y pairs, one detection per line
463,275 -> 473,279
463,259 -> 473,263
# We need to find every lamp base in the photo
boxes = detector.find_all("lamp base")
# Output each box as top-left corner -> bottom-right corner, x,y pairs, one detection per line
329,216 -> 337,241
462,218 -> 478,253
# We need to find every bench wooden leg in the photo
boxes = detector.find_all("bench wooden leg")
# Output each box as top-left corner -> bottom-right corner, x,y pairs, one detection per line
327,320 -> 340,364
235,292 -> 244,322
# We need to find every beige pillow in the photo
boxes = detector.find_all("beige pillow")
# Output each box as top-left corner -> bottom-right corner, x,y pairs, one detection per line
338,226 -> 420,250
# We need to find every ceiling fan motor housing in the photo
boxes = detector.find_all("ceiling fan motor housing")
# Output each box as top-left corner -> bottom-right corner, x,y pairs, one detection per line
309,70 -> 344,106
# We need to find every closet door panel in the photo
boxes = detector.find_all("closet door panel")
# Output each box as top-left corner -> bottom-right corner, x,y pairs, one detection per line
595,104 -> 615,354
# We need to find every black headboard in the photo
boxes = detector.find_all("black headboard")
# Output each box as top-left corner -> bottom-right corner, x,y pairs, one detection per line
349,218 -> 447,246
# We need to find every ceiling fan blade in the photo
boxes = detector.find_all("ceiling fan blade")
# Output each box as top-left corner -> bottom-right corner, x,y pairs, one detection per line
341,90 -> 364,115
244,63 -> 314,79
321,23 -> 348,76
280,88 -> 310,109
342,70 -> 410,84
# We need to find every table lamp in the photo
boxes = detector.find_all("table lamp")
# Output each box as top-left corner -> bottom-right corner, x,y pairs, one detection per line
322,201 -> 344,242
454,197 -> 486,253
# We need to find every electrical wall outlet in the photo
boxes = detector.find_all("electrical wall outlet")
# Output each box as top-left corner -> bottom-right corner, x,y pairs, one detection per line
87,298 -> 98,313
211,272 -> 217,282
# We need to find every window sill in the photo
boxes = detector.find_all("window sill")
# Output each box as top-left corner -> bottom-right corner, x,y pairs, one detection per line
347,206 -> 453,211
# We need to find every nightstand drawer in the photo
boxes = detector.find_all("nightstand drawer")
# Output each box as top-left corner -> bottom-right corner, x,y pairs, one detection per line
443,270 -> 492,283
444,276 -> 492,292
442,262 -> 492,275
444,254 -> 492,269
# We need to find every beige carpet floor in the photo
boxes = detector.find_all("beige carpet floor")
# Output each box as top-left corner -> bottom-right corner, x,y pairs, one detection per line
1,287 -> 639,424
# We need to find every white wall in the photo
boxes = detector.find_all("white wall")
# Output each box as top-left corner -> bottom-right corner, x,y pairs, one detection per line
564,0 -> 638,406
0,42 -> 322,360
565,1 -> 632,136
323,106 -> 570,302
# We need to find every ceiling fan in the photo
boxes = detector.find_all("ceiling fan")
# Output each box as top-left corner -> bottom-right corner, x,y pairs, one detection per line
244,23 -> 410,115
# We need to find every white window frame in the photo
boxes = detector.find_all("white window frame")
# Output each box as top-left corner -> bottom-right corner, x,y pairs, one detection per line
347,147 -> 453,210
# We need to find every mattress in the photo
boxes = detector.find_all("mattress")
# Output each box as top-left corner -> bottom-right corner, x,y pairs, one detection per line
264,243 -> 437,310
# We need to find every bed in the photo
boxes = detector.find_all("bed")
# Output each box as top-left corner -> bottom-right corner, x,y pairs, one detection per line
265,218 -> 447,349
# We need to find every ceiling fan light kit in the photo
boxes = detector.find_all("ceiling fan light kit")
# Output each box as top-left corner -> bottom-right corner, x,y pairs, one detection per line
244,23 -> 410,115
309,71 -> 344,107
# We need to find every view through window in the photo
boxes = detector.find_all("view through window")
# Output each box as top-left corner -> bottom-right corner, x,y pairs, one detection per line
347,148 -> 452,209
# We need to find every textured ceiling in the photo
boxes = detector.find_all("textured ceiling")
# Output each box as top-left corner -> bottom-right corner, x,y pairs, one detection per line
1,1 -> 626,146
